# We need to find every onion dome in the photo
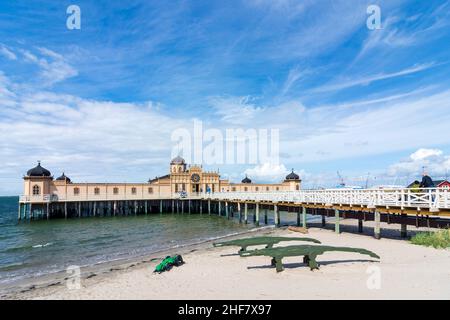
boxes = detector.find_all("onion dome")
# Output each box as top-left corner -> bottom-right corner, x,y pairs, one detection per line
241,175 -> 252,184
285,169 -> 300,180
56,172 -> 71,183
26,161 -> 51,177
170,156 -> 185,165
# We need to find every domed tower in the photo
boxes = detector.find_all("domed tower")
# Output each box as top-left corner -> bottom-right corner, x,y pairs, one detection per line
241,175 -> 252,184
284,169 -> 301,191
170,156 -> 186,174
23,161 -> 53,198
55,172 -> 71,184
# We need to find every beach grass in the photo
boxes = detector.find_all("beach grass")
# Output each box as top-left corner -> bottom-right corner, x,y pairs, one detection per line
410,229 -> 450,249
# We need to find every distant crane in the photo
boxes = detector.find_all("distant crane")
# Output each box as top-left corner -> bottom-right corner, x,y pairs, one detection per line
337,171 -> 345,188
364,172 -> 371,189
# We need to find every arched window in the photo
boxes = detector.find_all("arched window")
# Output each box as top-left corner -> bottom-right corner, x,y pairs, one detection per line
178,167 -> 182,173
296,185 -> 300,191
94,187 -> 100,195
74,187 -> 80,195
32,185 -> 40,195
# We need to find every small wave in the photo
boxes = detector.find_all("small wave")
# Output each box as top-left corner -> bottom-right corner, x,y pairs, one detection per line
32,242 -> 53,248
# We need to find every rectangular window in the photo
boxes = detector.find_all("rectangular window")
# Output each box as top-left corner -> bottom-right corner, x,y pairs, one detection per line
74,187 -> 80,195
232,187 -> 236,192
255,187 -> 259,191
266,187 -> 269,191
131,187 -> 137,194
113,187 -> 119,195
244,187 -> 248,192
94,188 -> 100,195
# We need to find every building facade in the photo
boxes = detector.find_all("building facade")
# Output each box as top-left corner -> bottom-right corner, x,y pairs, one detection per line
21,157 -> 301,204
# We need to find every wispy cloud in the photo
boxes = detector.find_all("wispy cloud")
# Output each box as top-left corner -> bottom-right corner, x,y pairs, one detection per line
0,44 -> 16,60
312,63 -> 436,93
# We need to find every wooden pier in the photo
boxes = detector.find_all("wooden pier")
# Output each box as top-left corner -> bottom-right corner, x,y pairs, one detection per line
18,188 -> 450,239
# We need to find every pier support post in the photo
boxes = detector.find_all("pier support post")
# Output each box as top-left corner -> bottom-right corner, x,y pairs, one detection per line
78,202 -> 81,218
218,201 -> 221,216
94,202 -> 97,217
302,207 -> 307,228
244,203 -> 248,224
200,201 -> 203,214
335,209 -> 340,234
401,216 -> 407,238
181,201 -> 184,214
64,202 -> 67,219
225,202 -> 229,219
172,200 -> 174,214
145,201 -> 148,215
358,217 -> 363,233
264,208 -> 268,224
29,203 -> 33,220
188,200 -> 191,214
321,214 -> 326,227
255,203 -> 260,226
18,203 -> 21,221
296,207 -> 301,227
238,202 -> 242,223
374,211 -> 381,240
160,200 -> 163,214
208,200 -> 211,215
274,204 -> 280,227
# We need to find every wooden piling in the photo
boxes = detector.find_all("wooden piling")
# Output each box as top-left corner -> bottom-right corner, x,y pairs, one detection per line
244,203 -> 248,224
302,207 -> 307,228
255,203 -> 260,226
274,204 -> 279,227
335,209 -> 340,234
374,211 -> 381,239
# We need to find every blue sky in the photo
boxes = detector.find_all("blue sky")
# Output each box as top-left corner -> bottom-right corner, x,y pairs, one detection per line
1,0 -> 450,195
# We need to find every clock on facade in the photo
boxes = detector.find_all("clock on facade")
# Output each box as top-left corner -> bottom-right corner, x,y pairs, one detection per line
191,173 -> 200,183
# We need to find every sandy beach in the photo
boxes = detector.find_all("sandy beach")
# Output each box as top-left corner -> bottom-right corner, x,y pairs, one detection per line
3,220 -> 450,300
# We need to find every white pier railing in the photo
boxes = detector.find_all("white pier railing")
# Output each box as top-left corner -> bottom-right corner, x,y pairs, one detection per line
19,188 -> 450,211
205,188 -> 450,211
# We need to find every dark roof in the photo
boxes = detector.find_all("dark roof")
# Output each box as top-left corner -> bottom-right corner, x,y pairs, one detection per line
435,180 -> 449,186
26,161 -> 51,177
241,175 -> 252,184
56,172 -> 71,183
285,169 -> 300,180
148,174 -> 170,183
170,156 -> 185,165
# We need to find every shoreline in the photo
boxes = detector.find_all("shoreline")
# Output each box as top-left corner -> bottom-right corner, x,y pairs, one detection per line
0,224 -> 276,299
3,219 -> 450,300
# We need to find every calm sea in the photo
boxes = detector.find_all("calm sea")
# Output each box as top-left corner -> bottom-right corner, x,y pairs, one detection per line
0,196 -> 312,289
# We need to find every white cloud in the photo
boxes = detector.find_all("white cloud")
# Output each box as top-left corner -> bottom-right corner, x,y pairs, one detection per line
410,148 -> 443,161
244,162 -> 289,182
20,47 -> 78,86
312,63 -> 435,93
0,44 -> 17,60
388,148 -> 450,177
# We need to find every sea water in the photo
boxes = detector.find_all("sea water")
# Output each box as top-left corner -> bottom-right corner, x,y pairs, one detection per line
0,196 -> 314,289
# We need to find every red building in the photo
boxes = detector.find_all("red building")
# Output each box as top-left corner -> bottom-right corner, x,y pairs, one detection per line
435,180 -> 450,189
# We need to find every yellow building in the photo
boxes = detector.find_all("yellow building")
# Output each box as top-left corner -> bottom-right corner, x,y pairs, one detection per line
21,157 -> 301,204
